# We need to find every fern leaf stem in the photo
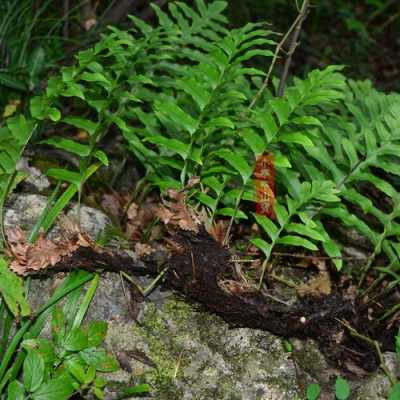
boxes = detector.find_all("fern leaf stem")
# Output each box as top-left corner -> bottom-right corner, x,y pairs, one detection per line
223,187 -> 244,246
248,6 -> 305,110
277,0 -> 310,97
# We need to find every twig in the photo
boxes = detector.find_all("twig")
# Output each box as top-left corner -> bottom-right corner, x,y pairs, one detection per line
263,292 -> 292,307
63,0 -> 70,39
277,0 -> 310,97
139,0 -> 169,20
336,318 -> 396,385
248,3 -> 308,110
380,10 -> 400,30
270,272 -> 297,288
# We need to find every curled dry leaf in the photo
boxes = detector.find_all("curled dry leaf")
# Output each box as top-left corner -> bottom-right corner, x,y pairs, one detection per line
297,259 -> 332,297
125,201 -> 159,240
6,224 -> 101,276
207,220 -> 228,245
157,190 -> 199,232
101,193 -> 123,220
186,176 -> 200,188
6,227 -> 79,276
134,242 -> 154,258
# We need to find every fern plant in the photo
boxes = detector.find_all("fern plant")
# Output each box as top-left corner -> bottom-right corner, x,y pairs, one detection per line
12,0 -> 399,291
251,181 -> 340,285
292,80 -> 400,283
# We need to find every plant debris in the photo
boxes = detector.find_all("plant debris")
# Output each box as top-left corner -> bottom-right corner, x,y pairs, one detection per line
156,189 -> 200,232
161,226 -> 397,377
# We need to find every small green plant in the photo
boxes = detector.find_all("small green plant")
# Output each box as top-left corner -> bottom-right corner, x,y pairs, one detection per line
306,383 -> 321,400
0,270 -> 150,399
306,377 -> 350,400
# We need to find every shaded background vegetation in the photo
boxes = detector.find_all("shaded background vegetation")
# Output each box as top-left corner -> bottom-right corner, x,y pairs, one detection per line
1,0 -> 399,113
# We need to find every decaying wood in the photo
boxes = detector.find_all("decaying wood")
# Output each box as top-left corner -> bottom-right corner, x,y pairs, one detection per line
6,219 -> 397,376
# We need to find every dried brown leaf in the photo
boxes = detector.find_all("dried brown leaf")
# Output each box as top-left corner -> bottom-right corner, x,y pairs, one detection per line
156,191 -> 199,232
126,202 -> 138,220
101,193 -> 123,219
186,176 -> 200,188
207,220 -> 227,245
297,272 -> 332,297
134,242 -> 154,258
6,227 -> 82,276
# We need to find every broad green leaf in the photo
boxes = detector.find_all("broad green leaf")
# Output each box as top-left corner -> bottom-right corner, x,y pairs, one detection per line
274,203 -> 289,227
80,72 -> 111,86
215,149 -> 252,184
202,176 -> 225,195
0,152 -> 15,173
31,375 -> 74,400
235,49 -> 274,63
274,153 -> 291,168
62,82 -> 85,99
250,238 -> 272,257
197,192 -> 217,209
80,348 -> 119,372
253,213 -> 278,239
62,327 -> 88,351
128,15 -> 153,35
94,150 -> 109,166
46,168 -> 82,187
254,112 -> 279,143
64,356 -> 86,383
155,101 -> 198,135
388,382 -> 400,400
21,339 -> 56,365
63,116 -> 97,136
270,98 -> 290,126
0,257 -> 30,317
87,321 -> 108,347
177,78 -> 210,111
122,384 -> 151,395
335,377 -> 350,400
23,350 -> 45,392
7,115 -> 36,144
49,108 -> 62,122
306,383 -> 321,400
0,72 -> 27,91
342,138 -> 358,167
146,136 -> 189,159
241,129 -> 265,156
277,235 -> 318,251
216,207 -> 248,220
30,97 -> 60,121
41,138 -> 90,157
207,117 -> 235,130
279,132 -> 314,147
286,223 -> 325,242
292,116 -> 322,127
7,381 -> 25,400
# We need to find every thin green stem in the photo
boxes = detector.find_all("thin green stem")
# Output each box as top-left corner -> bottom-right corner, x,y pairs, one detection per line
223,187 -> 244,246
337,318 -> 396,385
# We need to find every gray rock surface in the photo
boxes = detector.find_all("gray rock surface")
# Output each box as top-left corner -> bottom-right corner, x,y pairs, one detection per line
4,194 -> 398,400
